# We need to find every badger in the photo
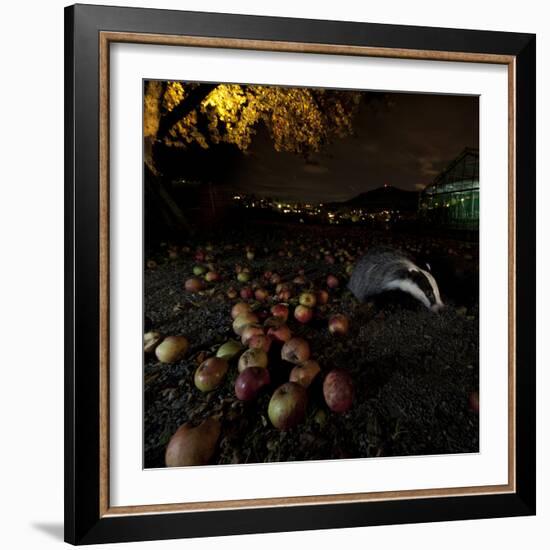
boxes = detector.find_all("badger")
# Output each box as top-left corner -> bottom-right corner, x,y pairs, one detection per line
348,248 -> 444,312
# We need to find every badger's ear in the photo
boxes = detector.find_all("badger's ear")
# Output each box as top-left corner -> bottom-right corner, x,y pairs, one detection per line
424,262 -> 431,272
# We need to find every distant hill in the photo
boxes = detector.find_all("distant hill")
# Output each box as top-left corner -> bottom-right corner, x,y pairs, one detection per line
330,185 -> 419,213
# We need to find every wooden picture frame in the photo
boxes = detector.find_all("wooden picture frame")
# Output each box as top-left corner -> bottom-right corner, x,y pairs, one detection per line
65,4 -> 536,545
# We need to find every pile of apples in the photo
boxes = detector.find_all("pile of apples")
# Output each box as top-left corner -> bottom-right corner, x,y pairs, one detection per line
228,302 -> 355,430
182,300 -> 354,433
184,262 -> 223,293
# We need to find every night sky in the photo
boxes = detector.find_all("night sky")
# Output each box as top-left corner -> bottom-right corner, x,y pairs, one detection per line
223,91 -> 479,203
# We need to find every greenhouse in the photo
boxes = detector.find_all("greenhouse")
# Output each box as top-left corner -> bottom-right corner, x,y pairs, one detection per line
419,147 -> 479,230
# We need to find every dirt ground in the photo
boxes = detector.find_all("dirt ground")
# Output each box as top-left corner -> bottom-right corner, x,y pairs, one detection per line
144,223 -> 479,468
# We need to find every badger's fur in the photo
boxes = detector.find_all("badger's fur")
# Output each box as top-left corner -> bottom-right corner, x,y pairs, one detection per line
348,248 -> 444,311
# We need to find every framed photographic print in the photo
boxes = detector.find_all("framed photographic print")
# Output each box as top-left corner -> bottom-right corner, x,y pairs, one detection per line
64,4 -> 536,545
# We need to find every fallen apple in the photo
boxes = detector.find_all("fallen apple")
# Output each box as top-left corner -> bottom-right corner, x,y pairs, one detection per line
194,357 -> 229,392
266,323 -> 292,343
155,335 -> 189,363
323,369 -> 354,413
326,275 -> 340,289
184,277 -> 204,293
144,331 -> 163,354
193,265 -> 207,276
281,337 -> 310,364
299,292 -> 317,308
165,417 -> 221,467
270,303 -> 289,322
240,287 -> 253,300
216,340 -> 243,360
235,367 -> 271,401
294,304 -> 313,324
204,271 -> 220,282
267,382 -> 308,430
254,288 -> 269,302
247,333 -> 273,353
238,348 -> 268,373
328,314 -> 350,336
237,271 -> 251,283
289,359 -> 321,388
232,312 -> 259,336
241,323 -> 265,346
231,302 -> 252,320
316,290 -> 329,305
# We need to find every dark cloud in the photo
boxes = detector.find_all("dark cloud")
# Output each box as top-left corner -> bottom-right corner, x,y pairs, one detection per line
222,91 -> 479,202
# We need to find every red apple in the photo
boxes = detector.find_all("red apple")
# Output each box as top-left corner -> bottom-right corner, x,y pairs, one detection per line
240,287 -> 254,300
323,369 -> 354,413
205,271 -> 220,282
267,323 -> 292,343
267,382 -> 308,430
294,304 -> 313,324
235,367 -> 271,401
328,314 -> 350,336
184,277 -> 204,293
248,333 -> 273,353
194,357 -> 229,392
316,290 -> 329,305
326,275 -> 339,289
270,303 -> 289,322
289,359 -> 321,388
281,337 -> 310,364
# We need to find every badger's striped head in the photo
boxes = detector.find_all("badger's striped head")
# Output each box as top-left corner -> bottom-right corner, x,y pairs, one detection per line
386,265 -> 444,312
